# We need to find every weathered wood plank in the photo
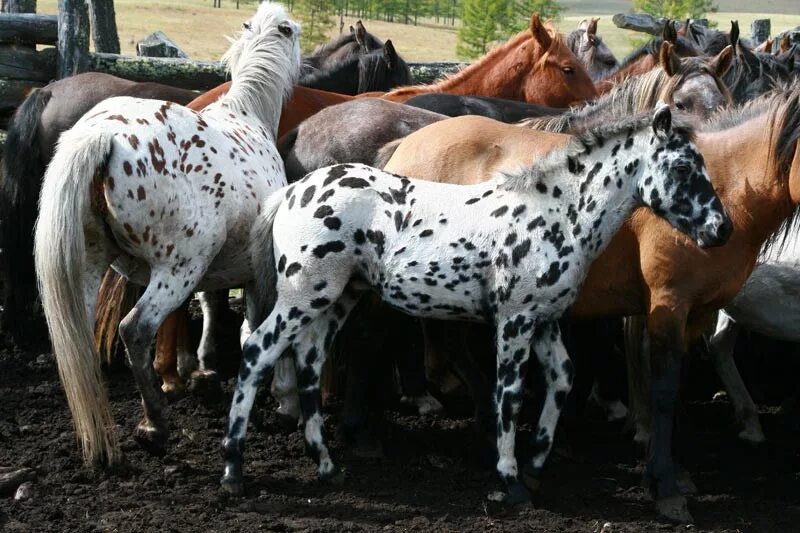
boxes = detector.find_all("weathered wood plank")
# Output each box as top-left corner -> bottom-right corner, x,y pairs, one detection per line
612,13 -> 670,36
0,44 -> 55,81
84,53 -> 463,89
0,14 -> 58,45
57,0 -> 89,78
89,0 -> 120,54
751,19 -> 771,45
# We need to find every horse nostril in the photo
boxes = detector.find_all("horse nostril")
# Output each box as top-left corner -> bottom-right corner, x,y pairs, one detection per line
717,218 -> 733,243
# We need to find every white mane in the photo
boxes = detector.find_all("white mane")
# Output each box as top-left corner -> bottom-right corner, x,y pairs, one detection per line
219,2 -> 301,136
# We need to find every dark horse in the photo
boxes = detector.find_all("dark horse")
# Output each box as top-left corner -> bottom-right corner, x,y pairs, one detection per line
300,40 -> 411,95
404,93 -> 562,122
0,73 -> 197,344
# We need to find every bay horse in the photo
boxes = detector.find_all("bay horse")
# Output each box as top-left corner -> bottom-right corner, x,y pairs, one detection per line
219,108 -> 730,503
0,74 -> 197,345
33,3 -> 302,466
377,84 -> 800,522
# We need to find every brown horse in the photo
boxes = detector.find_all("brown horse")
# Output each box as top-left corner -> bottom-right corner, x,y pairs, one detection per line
380,85 -> 800,522
371,14 -> 598,107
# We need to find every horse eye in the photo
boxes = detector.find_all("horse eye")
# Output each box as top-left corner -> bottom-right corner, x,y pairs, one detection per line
278,23 -> 293,37
562,66 -> 575,75
242,22 -> 251,31
675,164 -> 691,175
675,102 -> 687,111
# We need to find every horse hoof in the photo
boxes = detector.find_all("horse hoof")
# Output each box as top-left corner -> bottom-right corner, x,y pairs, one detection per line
487,480 -> 531,506
220,475 -> 245,496
161,382 -> 186,403
189,370 -> 221,401
738,425 -> 766,446
319,465 -> 346,485
133,423 -> 168,457
274,411 -> 300,433
655,495 -> 693,523
401,393 -> 444,416
676,469 -> 698,495
520,465 -> 542,493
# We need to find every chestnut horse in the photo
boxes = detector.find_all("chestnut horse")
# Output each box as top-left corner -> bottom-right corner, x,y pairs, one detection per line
379,85 -> 800,522
371,14 -> 598,107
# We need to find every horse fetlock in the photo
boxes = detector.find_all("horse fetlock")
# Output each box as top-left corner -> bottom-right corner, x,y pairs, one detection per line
318,462 -> 345,485
520,463 -> 542,493
655,494 -> 693,524
738,420 -> 766,445
133,418 -> 169,457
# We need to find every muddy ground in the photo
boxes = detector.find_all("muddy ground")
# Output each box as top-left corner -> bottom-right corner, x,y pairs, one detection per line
1,322 -> 800,533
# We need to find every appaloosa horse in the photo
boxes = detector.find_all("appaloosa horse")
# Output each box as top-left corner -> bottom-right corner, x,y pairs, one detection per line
219,107 -> 731,505
34,3 -> 301,466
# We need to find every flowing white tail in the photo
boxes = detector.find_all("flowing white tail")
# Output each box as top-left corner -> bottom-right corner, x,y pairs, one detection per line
34,127 -> 120,465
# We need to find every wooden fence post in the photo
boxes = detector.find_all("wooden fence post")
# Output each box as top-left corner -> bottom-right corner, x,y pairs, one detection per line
3,0 -> 36,13
88,0 -> 120,54
751,19 -> 771,46
57,0 -> 89,78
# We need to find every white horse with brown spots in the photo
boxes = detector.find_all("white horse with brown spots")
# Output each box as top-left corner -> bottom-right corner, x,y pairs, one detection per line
34,2 -> 301,466
221,107 -> 732,502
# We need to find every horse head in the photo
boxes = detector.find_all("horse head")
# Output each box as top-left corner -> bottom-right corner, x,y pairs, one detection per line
658,42 -> 733,120
519,14 -> 597,107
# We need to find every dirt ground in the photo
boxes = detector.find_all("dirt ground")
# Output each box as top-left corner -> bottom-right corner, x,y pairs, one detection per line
1,323 -> 799,533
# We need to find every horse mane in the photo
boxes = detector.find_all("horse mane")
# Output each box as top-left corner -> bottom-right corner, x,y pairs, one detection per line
358,48 -> 412,92
499,111 -> 695,192
218,2 -> 299,132
519,55 -> 729,133
723,47 -> 793,103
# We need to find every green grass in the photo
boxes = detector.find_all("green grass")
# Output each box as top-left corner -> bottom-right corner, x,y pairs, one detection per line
36,0 -> 800,61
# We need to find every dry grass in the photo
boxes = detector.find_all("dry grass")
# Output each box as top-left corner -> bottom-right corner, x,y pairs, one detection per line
36,0 -> 800,61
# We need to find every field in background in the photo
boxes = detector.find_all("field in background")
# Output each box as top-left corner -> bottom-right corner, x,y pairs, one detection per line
36,0 -> 800,61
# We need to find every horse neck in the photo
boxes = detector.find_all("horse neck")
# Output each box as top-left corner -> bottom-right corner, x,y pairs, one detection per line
432,34 -> 534,99
217,59 -> 295,137
696,116 -> 795,253
599,54 -> 657,89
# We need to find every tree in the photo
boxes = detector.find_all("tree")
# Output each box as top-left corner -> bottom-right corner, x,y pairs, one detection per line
293,0 -> 336,52
457,0 -> 564,59
632,0 -> 718,21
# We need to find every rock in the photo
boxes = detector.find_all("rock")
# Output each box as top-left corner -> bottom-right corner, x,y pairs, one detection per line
14,481 -> 34,501
136,31 -> 189,59
0,467 -> 36,497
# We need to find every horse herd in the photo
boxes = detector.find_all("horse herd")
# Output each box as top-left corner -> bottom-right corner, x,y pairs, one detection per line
1,2 -> 800,524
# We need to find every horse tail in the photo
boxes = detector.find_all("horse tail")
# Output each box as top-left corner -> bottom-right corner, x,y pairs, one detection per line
94,269 -> 138,365
34,127 -> 120,466
373,138 -> 404,169
249,192 -> 284,323
0,88 -> 52,342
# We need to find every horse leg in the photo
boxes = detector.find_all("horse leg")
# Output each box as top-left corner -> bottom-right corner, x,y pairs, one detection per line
708,312 -> 764,444
644,303 -> 692,523
293,290 -> 360,481
624,315 -> 652,448
120,270 -> 203,455
174,303 -> 194,379
153,309 -> 185,401
491,314 -> 537,505
271,357 -> 301,424
397,319 -> 443,416
520,321 -> 574,493
189,290 -> 228,395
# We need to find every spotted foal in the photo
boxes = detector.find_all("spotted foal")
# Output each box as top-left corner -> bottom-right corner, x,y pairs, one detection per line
222,106 -> 731,502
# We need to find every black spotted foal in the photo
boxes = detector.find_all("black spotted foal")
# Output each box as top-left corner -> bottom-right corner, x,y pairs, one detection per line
221,106 -> 731,503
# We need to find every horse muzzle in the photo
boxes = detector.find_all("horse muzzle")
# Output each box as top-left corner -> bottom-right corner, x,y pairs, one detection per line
695,213 -> 733,249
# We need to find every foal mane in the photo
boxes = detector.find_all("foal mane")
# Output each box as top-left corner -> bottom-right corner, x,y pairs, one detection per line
499,111 -> 695,192
519,55 -> 729,133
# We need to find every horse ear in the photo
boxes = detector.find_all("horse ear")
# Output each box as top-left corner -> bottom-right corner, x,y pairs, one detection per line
777,46 -> 795,71
663,20 -> 677,44
349,25 -> 355,34
659,41 -> 681,77
530,13 -> 552,49
709,45 -> 734,78
677,19 -> 689,37
577,19 -> 589,31
780,34 -> 791,53
383,40 -> 397,68
653,105 -> 672,137
587,18 -> 598,36
729,20 -> 739,47
355,20 -> 368,49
